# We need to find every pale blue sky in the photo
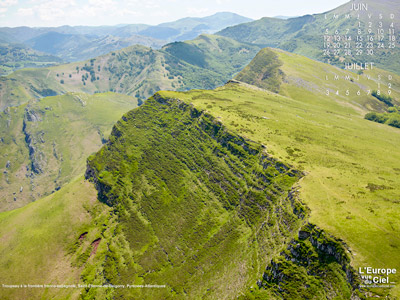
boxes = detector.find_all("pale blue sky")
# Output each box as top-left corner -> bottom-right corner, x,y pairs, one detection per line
0,0 -> 349,27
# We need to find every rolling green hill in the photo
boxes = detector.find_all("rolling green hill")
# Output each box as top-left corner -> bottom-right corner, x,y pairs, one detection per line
217,0 -> 400,75
0,43 -> 63,76
163,34 -> 259,78
0,92 -> 137,211
0,34 -> 261,110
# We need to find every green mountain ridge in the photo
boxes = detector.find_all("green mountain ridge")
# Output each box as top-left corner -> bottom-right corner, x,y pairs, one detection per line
160,48 -> 400,298
235,47 -> 400,111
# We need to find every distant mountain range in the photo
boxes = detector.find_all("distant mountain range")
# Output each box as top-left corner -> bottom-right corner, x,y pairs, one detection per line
273,15 -> 298,19
0,12 -> 252,44
24,33 -> 165,62
150,12 -> 252,41
0,12 -> 252,73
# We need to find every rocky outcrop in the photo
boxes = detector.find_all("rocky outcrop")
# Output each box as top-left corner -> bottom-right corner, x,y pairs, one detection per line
260,223 -> 361,299
25,107 -> 43,122
305,225 -> 357,287
23,107 -> 46,174
85,164 -> 113,206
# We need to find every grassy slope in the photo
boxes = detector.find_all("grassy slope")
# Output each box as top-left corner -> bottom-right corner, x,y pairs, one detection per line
0,35 -> 260,110
162,34 -> 260,78
157,49 -> 400,297
0,177 -> 112,300
0,92 -> 137,211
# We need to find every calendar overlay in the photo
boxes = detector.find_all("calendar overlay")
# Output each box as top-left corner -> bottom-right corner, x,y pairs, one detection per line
322,2 -> 398,97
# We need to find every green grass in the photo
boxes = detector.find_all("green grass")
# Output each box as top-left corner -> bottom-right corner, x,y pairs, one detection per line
162,34 -> 260,79
235,48 -> 284,93
0,176 -> 111,300
0,92 -> 137,211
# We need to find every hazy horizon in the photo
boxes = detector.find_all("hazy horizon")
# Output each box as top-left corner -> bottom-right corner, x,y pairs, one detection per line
0,0 -> 349,28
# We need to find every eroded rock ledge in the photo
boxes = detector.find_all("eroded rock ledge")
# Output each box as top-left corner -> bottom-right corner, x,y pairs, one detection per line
259,223 -> 362,299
